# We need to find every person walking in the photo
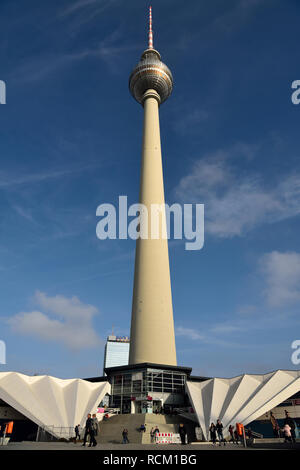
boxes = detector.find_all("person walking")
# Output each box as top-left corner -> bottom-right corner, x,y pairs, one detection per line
247,427 -> 254,447
178,423 -> 187,445
216,419 -> 226,446
270,411 -> 279,438
122,428 -> 129,444
82,413 -> 97,447
283,423 -> 292,443
74,424 -> 81,441
234,428 -> 239,445
228,425 -> 235,443
209,423 -> 217,446
153,425 -> 160,443
92,414 -> 99,437
150,427 -> 155,443
284,411 -> 296,443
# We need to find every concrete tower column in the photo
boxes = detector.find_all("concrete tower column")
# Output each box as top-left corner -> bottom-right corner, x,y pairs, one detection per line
128,89 -> 177,366
128,8 -> 177,366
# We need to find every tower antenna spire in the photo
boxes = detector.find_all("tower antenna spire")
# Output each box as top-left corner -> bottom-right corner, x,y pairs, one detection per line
148,6 -> 153,49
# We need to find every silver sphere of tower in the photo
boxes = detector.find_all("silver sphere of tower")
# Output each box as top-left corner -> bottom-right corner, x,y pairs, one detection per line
129,48 -> 173,105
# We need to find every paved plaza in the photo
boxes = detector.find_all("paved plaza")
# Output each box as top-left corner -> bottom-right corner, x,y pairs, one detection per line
1,441 -> 299,451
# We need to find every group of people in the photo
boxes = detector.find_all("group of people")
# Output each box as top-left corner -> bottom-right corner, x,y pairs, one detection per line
209,420 -> 227,446
209,420 -> 250,446
149,426 -> 161,443
75,408 -> 298,448
209,410 -> 298,446
151,424 -> 187,445
151,423 -> 187,444
76,415 -> 188,446
270,410 -> 297,443
74,413 -> 99,448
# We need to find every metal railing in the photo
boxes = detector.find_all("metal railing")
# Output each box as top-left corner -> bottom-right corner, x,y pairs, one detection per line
105,408 -> 120,414
174,407 -> 199,423
0,437 -> 10,446
36,425 -> 75,441
245,429 -> 263,439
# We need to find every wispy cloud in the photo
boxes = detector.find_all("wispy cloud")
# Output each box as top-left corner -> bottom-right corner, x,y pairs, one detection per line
210,324 -> 243,334
59,0 -> 117,28
175,143 -> 300,238
12,23 -> 137,83
175,325 -> 245,348
173,109 -> 210,135
60,0 -> 101,17
211,0 -> 266,34
176,0 -> 266,53
176,326 -> 205,341
12,205 -> 37,224
8,291 -> 101,350
0,162 -> 100,189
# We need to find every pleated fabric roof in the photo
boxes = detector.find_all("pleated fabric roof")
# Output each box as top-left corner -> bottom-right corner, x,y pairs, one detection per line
186,369 -> 300,440
0,372 -> 110,437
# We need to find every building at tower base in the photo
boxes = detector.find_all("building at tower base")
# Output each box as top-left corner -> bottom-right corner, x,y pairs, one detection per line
0,369 -> 298,443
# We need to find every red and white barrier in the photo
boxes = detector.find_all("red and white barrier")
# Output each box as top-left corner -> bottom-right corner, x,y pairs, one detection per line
155,432 -> 173,444
155,432 -> 187,444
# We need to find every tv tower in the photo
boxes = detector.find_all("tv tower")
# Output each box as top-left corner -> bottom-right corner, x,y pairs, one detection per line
129,7 -> 177,366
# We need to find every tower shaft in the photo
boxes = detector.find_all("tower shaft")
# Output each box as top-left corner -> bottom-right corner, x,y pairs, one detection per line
129,89 -> 177,366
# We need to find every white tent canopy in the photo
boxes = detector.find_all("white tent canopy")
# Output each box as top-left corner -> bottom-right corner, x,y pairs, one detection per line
0,372 -> 110,438
186,369 -> 300,440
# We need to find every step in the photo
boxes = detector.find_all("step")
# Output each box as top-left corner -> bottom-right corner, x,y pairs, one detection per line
98,414 -> 147,444
97,413 -> 198,445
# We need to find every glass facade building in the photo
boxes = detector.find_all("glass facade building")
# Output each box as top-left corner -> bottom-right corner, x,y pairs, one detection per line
106,364 -> 192,414
103,336 -> 130,374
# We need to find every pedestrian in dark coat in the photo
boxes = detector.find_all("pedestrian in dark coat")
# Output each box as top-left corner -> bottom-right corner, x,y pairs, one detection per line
82,413 -> 97,447
179,423 -> 187,445
209,423 -> 217,445
122,428 -> 129,444
284,411 -> 296,443
216,419 -> 226,446
74,424 -> 80,441
228,425 -> 235,443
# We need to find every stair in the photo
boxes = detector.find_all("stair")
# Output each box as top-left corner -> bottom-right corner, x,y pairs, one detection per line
98,413 -> 197,444
98,414 -> 147,444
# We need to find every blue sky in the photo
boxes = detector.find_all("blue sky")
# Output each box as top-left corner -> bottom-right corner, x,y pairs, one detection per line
0,0 -> 300,379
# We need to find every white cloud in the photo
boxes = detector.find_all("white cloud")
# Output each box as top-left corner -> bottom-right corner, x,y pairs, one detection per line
175,145 -> 300,238
212,0 -> 266,34
0,162 -> 100,189
175,326 -> 205,341
59,0 -> 116,22
210,324 -> 243,334
8,291 -> 101,350
260,251 -> 300,308
13,27 -> 138,83
173,109 -> 210,135
60,0 -> 99,17
12,205 -> 36,223
175,325 -> 245,348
